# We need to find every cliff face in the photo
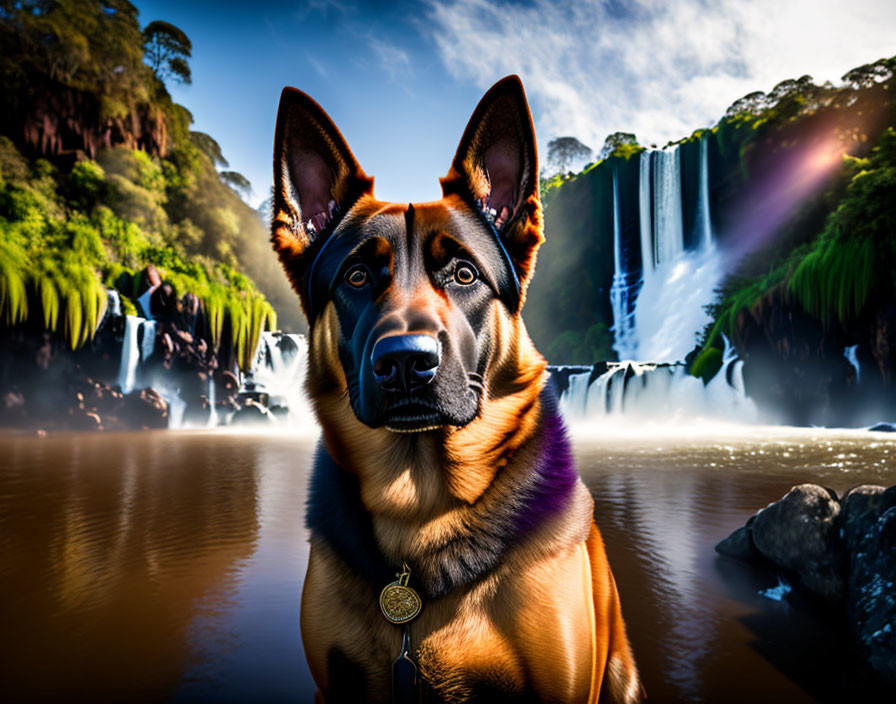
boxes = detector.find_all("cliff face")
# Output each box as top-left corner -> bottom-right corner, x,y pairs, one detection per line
527,58 -> 896,424
18,83 -> 169,161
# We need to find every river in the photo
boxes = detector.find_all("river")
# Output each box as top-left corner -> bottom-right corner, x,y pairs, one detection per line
0,427 -> 893,703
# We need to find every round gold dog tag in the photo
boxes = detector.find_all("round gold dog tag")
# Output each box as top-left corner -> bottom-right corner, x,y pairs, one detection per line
380,562 -> 422,624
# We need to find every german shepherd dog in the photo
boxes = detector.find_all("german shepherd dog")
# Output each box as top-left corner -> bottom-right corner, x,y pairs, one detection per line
271,76 -> 641,703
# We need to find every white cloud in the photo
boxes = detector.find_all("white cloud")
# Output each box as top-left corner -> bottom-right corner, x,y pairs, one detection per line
427,0 -> 896,153
368,36 -> 413,80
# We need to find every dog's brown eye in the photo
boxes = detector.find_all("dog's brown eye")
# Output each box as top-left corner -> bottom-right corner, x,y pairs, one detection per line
455,262 -> 477,285
345,265 -> 368,288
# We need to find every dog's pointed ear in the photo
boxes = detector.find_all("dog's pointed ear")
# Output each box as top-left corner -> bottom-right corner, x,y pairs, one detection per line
440,75 -> 543,304
271,87 -> 373,301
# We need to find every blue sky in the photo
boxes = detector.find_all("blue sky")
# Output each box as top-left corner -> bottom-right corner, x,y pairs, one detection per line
134,0 -> 896,209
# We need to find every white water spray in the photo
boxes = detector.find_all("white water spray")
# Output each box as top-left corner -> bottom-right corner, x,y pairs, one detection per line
117,316 -> 142,394
559,337 -> 757,425
629,139 -> 725,362
245,332 -> 315,426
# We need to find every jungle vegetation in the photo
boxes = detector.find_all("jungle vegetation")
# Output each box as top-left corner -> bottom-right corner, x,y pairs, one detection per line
528,55 -> 896,368
0,0 -> 300,371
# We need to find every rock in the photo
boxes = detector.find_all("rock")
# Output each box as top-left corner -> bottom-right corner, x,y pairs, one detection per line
715,524 -> 760,561
137,264 -> 162,295
848,506 -> 896,687
869,422 -> 896,432
841,485 -> 890,553
150,282 -> 178,320
751,484 -> 846,602
119,388 -> 168,430
231,399 -> 276,426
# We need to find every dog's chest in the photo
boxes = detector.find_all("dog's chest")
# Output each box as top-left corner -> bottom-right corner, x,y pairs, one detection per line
303,551 -> 539,702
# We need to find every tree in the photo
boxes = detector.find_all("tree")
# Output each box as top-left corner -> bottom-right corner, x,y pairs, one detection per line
546,136 -> 593,176
842,59 -> 895,90
220,171 -> 251,199
142,20 -> 192,85
725,91 -> 768,118
598,132 -> 639,161
189,131 -> 228,167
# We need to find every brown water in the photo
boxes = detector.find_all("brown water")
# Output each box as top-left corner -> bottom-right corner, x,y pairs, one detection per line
0,427 -> 893,703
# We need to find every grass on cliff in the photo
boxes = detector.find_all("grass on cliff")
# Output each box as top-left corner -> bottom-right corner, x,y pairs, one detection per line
704,127 -> 896,347
0,137 -> 275,369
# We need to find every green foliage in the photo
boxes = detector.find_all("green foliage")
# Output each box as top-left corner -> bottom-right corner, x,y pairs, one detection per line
66,159 -> 106,211
790,234 -> 875,324
189,132 -> 229,168
707,127 -> 896,343
0,237 -> 29,325
1,1 -> 147,95
1,1 -> 303,334
545,322 -> 615,364
220,171 -> 252,198
599,132 -> 643,161
690,347 -> 723,384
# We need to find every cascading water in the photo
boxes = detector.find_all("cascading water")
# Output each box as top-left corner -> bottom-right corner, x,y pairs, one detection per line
140,320 -> 156,362
631,141 -> 724,362
560,336 -> 757,424
207,376 -> 218,428
107,290 -> 122,318
610,169 -> 638,360
564,136 -> 753,423
117,316 -> 142,394
694,137 -> 713,249
638,153 -> 653,278
243,332 -> 315,426
652,148 -> 685,266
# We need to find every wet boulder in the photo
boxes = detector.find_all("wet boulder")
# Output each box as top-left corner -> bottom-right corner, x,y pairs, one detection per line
848,505 -> 896,687
231,399 -> 276,426
119,388 -> 168,429
751,484 -> 846,602
841,485 -> 892,553
715,515 -> 760,561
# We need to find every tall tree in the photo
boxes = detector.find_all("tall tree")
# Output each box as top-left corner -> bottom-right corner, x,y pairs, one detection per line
545,136 -> 593,176
142,20 -> 192,85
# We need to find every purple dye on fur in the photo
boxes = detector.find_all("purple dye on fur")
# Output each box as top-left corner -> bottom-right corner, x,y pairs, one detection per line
516,404 -> 579,535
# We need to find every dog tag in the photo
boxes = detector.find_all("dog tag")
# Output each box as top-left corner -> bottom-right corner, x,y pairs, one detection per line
392,625 -> 420,704
380,562 -> 422,624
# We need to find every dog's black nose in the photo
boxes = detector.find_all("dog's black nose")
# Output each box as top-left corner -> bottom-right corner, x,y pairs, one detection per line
371,335 -> 440,392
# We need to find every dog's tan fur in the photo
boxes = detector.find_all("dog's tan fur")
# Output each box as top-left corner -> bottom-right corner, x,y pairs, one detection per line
272,78 -> 641,703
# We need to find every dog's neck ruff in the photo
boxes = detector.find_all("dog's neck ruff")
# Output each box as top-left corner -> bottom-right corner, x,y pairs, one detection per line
305,388 -> 578,599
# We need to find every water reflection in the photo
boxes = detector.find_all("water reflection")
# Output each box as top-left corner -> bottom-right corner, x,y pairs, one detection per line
0,431 -> 314,703
0,429 -> 893,703
578,431 -> 895,704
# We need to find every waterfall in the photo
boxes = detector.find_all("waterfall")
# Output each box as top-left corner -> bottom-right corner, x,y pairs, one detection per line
624,138 -> 725,363
244,332 -> 314,425
140,320 -> 156,362
610,169 -> 638,360
207,376 -> 218,428
639,152 -> 653,277
844,345 -> 860,382
155,385 -> 186,429
117,316 -> 142,394
694,136 -> 712,249
558,338 -> 757,425
652,148 -> 684,265
107,290 -> 122,318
